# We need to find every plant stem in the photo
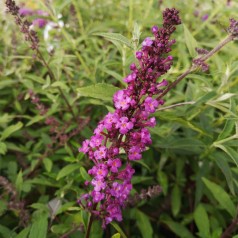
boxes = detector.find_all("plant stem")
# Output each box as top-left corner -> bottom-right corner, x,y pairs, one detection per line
156,101 -> 195,111
157,34 -> 235,100
221,217 -> 238,238
85,214 -> 94,238
35,48 -> 77,121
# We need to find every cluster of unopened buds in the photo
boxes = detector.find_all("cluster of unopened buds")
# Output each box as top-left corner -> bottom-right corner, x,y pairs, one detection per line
78,8 -> 181,227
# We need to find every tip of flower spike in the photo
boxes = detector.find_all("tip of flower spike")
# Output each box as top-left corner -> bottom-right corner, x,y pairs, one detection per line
163,8 -> 181,26
228,18 -> 238,37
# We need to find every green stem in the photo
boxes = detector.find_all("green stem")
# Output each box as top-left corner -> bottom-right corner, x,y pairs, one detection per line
35,48 -> 77,121
157,34 -> 235,101
85,214 -> 94,238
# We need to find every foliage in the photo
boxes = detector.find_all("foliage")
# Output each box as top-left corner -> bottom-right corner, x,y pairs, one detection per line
0,0 -> 238,237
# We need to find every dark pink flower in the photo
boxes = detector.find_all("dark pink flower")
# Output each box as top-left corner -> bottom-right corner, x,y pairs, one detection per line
107,158 -> 122,173
19,8 -> 34,16
91,179 -> 106,192
142,37 -> 153,47
114,90 -> 131,111
79,139 -> 90,153
116,117 -> 133,134
94,146 -> 107,160
32,18 -> 47,28
144,97 -> 159,113
128,146 -> 142,160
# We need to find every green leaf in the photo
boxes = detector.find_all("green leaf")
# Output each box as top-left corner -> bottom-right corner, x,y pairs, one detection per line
1,122 -> 23,140
171,185 -> 181,217
43,158 -> 53,172
157,171 -> 168,195
202,177 -> 236,217
0,142 -> 7,155
51,224 -> 70,235
93,32 -> 133,49
56,164 -> 81,180
111,222 -> 127,238
16,227 -> 31,238
135,209 -> 153,238
29,213 -> 48,238
218,120 -> 235,140
111,233 -> 121,238
90,220 -> 103,238
51,81 -> 70,93
183,24 -> 198,57
0,201 -> 7,216
77,83 -> 120,101
80,167 -> 91,181
215,145 -> 238,167
15,170 -> 23,194
132,176 -> 153,184
213,152 -> 235,195
194,204 -> 210,238
0,224 -> 16,238
162,221 -> 194,238
26,115 -> 44,127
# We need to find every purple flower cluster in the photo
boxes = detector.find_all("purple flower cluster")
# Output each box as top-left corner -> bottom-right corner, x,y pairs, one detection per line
19,6 -> 48,28
228,18 -> 238,37
78,8 -> 181,227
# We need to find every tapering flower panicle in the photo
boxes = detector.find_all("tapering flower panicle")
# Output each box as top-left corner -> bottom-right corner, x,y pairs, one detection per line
78,8 -> 181,227
5,0 -> 39,50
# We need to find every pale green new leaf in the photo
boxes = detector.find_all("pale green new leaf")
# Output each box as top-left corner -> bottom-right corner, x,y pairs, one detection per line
56,164 -> 81,180
93,32 -> 133,49
183,24 -> 198,57
77,83 -> 120,102
111,233 -> 121,238
111,222 -> 127,238
0,142 -> 7,155
1,122 -> 23,140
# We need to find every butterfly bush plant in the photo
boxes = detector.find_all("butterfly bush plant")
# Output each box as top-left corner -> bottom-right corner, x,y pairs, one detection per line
2,0 -> 238,237
78,8 -> 181,229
